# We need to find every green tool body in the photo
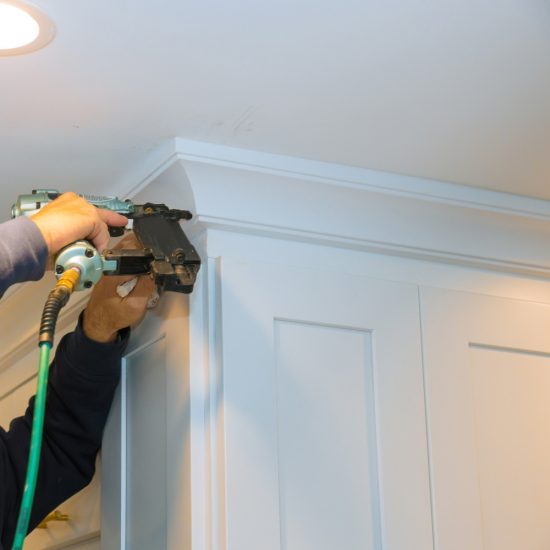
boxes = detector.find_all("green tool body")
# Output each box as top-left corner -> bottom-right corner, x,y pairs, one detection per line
11,189 -> 134,218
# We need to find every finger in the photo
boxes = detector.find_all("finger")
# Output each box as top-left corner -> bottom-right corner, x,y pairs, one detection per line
87,220 -> 111,252
98,209 -> 128,227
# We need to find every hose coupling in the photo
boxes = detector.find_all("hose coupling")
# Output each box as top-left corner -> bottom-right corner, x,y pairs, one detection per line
38,268 -> 81,347
55,267 -> 81,293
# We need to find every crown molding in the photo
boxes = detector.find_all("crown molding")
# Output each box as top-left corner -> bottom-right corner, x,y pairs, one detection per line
173,139 -> 550,220
117,138 -> 550,221
117,138 -> 550,279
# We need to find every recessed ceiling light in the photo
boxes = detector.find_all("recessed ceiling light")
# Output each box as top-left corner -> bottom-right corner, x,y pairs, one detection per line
0,0 -> 55,56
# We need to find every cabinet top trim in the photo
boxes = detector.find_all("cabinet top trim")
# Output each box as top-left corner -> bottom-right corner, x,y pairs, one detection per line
120,138 -> 550,222
116,138 -> 550,279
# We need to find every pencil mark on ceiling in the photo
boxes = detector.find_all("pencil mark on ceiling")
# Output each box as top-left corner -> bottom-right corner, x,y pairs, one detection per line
233,105 -> 256,135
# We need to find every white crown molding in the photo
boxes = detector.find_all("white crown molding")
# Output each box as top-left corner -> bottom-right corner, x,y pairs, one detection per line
117,138 -> 550,280
172,139 -> 550,221
117,138 -> 550,221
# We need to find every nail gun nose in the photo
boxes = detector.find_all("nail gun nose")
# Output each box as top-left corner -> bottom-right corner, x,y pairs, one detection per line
175,265 -> 186,284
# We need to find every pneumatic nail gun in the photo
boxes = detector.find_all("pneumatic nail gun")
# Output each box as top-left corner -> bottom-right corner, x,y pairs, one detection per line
11,189 -> 201,293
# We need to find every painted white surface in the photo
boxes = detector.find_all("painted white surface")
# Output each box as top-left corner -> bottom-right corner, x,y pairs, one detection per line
124,337 -> 167,550
1,2 -> 550,205
274,321 -> 379,550
421,288 -> 550,550
101,291 -> 191,550
110,162 -> 550,549
165,139 -> 550,220
217,257 -> 433,550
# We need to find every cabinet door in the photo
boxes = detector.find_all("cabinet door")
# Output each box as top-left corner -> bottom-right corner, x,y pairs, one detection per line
421,288 -> 550,550
217,259 -> 433,550
101,291 -> 191,550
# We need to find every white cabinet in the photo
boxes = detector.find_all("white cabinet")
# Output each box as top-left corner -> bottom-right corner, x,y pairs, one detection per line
4,246 -> 550,550
421,288 -> 550,550
216,258 -> 433,550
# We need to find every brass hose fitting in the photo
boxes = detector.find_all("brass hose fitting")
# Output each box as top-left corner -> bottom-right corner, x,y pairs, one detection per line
55,267 -> 81,293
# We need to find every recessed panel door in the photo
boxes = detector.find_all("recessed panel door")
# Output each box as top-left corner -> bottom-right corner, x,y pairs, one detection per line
421,288 -> 550,550
218,259 -> 433,550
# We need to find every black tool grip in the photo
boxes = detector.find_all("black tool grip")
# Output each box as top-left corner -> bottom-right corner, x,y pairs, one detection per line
108,226 -> 126,237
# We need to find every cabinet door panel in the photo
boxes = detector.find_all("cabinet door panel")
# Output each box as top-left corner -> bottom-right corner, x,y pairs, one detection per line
274,320 -> 379,550
101,292 -> 190,550
125,336 -> 167,550
421,288 -> 550,550
219,259 -> 433,550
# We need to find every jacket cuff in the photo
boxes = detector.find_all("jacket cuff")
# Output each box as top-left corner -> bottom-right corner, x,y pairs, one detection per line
61,312 -> 130,379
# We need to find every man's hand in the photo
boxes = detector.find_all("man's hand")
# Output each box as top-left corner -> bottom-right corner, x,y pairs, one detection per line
30,192 -> 127,260
82,234 -> 157,343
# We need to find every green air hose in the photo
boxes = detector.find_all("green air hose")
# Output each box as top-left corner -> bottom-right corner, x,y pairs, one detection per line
11,343 -> 51,550
11,268 -> 80,550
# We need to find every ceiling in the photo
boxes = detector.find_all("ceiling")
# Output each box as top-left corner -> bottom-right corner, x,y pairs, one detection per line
1,0 -> 549,221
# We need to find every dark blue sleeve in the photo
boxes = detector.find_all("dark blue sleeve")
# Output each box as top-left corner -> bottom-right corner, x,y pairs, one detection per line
0,316 -> 129,548
0,217 -> 48,298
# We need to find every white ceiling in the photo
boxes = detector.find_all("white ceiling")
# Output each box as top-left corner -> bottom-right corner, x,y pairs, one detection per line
1,0 -> 549,220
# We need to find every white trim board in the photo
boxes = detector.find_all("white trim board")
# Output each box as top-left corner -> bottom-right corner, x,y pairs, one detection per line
117,138 -> 550,280
120,138 -> 550,221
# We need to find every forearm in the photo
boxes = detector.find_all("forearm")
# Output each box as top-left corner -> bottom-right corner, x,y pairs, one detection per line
0,218 -> 48,298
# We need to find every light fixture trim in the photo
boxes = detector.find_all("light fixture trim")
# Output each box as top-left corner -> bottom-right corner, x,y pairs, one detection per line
0,0 -> 55,56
